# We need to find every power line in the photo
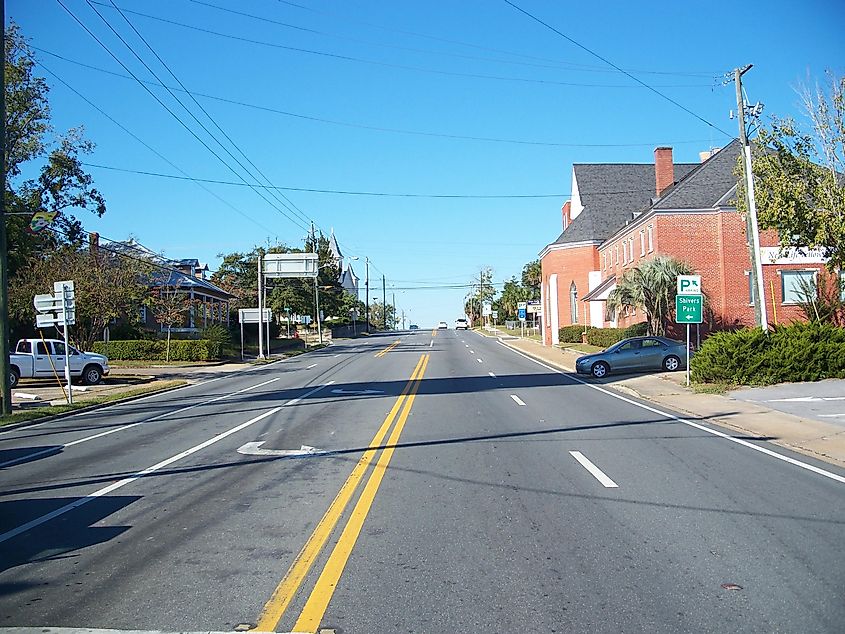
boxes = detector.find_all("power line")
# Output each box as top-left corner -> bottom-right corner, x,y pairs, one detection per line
80,162 -> 569,198
272,0 -> 719,78
39,61 -> 278,236
101,0 -> 312,228
191,0 -> 718,80
35,47 -> 716,149
80,161 -> 739,199
501,0 -> 735,139
89,3 -> 716,89
74,0 -> 312,233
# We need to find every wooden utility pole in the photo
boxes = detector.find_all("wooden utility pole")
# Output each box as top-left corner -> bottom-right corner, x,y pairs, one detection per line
735,65 -> 769,331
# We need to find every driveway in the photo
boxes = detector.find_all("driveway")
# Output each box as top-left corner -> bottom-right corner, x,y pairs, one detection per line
729,379 -> 845,428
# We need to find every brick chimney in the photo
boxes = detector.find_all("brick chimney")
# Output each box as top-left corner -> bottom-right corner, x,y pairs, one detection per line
654,146 -> 674,197
561,201 -> 572,231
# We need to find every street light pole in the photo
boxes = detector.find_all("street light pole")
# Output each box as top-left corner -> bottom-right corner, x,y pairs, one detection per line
0,12 -> 11,414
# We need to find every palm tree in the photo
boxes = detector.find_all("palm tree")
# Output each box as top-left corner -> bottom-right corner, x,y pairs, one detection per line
606,255 -> 694,336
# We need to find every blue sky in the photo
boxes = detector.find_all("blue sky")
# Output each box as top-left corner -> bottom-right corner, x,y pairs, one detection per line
8,0 -> 844,328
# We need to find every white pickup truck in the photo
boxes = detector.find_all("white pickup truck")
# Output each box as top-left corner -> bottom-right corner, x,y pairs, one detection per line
9,338 -> 110,388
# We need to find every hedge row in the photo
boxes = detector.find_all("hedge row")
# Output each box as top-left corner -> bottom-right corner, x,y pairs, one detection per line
559,325 -> 593,343
93,339 -> 223,361
559,322 -> 650,347
691,322 -> 845,385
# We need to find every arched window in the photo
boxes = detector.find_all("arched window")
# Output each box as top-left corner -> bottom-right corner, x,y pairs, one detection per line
570,281 -> 578,324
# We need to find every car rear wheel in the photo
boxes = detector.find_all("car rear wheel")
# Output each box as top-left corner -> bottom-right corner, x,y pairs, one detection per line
9,367 -> 20,389
82,365 -> 103,385
662,355 -> 681,371
590,361 -> 609,378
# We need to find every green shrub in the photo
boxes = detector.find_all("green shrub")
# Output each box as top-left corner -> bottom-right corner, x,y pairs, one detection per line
623,321 -> 649,337
691,322 -> 845,385
559,325 -> 592,343
586,327 -> 628,348
201,324 -> 232,346
93,339 -> 223,361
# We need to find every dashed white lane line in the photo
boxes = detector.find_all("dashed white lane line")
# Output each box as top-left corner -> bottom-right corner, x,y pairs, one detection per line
499,341 -> 845,485
0,381 -> 335,544
469,350 -> 475,354
570,451 -> 618,488
489,372 -> 497,378
510,395 -> 526,406
0,377 -> 283,469
476,358 -> 483,364
430,339 -> 434,348
306,363 -> 318,369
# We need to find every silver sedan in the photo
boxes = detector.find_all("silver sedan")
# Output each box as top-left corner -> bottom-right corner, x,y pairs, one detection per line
575,336 -> 688,378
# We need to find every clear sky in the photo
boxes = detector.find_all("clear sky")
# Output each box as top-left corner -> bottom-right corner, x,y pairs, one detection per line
7,0 -> 844,328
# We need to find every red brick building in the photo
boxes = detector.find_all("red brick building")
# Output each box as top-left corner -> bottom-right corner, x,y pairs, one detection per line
540,141 -> 827,345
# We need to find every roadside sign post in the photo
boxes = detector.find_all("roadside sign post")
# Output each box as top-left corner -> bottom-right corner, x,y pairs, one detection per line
675,293 -> 703,387
33,281 -> 76,403
517,302 -> 527,337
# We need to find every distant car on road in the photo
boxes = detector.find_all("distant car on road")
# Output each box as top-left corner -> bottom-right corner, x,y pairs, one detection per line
437,321 -> 448,329
409,324 -> 419,330
454,318 -> 469,330
575,336 -> 688,378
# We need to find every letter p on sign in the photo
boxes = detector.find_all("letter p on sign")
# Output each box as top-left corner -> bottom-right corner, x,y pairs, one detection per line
677,275 -> 702,295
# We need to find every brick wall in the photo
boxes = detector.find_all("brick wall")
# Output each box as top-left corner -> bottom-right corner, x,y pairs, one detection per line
541,244 -> 600,344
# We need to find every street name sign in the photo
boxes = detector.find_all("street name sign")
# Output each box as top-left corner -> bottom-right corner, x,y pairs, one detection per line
675,294 -> 703,323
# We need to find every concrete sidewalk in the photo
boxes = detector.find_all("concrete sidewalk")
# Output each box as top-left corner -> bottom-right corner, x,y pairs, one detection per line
483,330 -> 845,470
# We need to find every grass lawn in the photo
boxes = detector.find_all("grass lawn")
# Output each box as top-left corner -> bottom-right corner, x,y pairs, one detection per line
1,380 -> 187,428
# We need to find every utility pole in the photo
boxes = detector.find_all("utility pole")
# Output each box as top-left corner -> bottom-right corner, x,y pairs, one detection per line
392,292 -> 395,331
0,10 -> 11,414
479,270 -> 484,328
311,222 -> 323,344
365,257 -> 369,332
734,65 -> 768,331
382,274 -> 386,330
257,249 -> 265,359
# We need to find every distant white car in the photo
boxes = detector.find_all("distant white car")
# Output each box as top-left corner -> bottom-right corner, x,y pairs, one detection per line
437,321 -> 448,329
455,318 -> 469,330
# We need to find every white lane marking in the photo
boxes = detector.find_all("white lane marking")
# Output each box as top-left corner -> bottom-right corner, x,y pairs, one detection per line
429,340 -> 434,348
0,377 -> 283,469
489,372 -> 497,378
767,396 -> 845,402
306,363 -> 318,369
330,388 -> 383,395
0,381 -> 335,543
510,395 -> 526,406
476,358 -> 483,364
465,344 -> 469,348
570,451 -> 619,488
238,442 -> 325,457
497,341 -> 845,485
0,407 -> 279,544
284,381 -> 335,407
819,414 -> 845,418
469,350 -> 474,354
333,354 -> 341,358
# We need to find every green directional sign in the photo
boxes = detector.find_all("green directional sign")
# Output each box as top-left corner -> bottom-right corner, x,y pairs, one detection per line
675,294 -> 703,323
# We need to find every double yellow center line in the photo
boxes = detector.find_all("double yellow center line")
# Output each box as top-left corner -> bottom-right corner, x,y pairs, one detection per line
256,353 -> 430,632
375,339 -> 401,357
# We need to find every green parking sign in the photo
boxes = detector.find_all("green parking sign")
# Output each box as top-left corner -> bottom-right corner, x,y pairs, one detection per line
675,294 -> 703,323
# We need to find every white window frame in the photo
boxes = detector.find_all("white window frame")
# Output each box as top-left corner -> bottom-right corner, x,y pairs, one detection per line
781,269 -> 816,304
640,230 -> 646,256
647,225 -> 654,252
628,237 -> 635,261
623,241 -> 628,264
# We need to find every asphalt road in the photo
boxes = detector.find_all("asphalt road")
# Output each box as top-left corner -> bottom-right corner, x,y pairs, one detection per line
1,330 -> 843,633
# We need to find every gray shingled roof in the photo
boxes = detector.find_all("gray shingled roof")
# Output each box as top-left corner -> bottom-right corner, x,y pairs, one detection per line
654,139 -> 741,209
550,162 -> 697,246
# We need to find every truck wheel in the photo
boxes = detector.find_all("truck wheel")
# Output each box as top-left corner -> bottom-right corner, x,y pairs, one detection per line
9,367 -> 20,389
82,365 -> 103,385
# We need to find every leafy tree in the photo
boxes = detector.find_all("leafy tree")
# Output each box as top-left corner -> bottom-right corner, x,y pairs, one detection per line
464,267 -> 496,325
497,277 -> 531,321
742,73 -> 845,270
793,270 -> 845,326
521,259 -> 541,300
369,299 -> 396,330
146,278 -> 196,362
8,244 -> 150,350
606,255 -> 694,336
4,23 -> 106,276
